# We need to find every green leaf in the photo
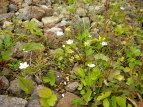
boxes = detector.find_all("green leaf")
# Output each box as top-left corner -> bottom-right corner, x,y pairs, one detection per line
116,96 -> 126,107
38,88 -> 52,98
22,42 -> 45,51
40,98 -> 50,107
123,67 -> 131,73
46,94 -> 57,106
127,104 -> 132,107
111,96 -> 117,107
94,53 -> 109,61
126,77 -> 134,85
103,98 -> 110,107
83,88 -> 92,102
97,91 -> 111,101
77,68 -> 85,78
4,35 -> 12,49
86,48 -> 94,56
0,39 -> 3,50
1,50 -> 13,60
127,58 -> 135,63
18,77 -> 34,94
43,70 -> 55,86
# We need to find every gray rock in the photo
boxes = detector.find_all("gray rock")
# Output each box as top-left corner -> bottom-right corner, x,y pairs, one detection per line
2,21 -> 14,31
17,6 -> 30,20
39,5 -> 54,16
8,4 -> 18,12
0,76 -> 9,89
8,79 -> 22,95
65,82 -> 79,92
17,6 -> 45,20
42,16 -> 61,26
30,6 -> 45,20
0,1 -> 9,14
56,92 -> 80,107
24,0 -> 47,5
76,7 -> 87,17
0,13 -> 14,21
0,95 -> 27,107
11,0 -> 23,4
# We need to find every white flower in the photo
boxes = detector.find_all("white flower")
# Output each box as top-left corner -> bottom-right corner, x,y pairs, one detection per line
101,41 -> 108,46
62,45 -> 65,47
22,49 -> 28,52
87,64 -> 95,67
64,81 -> 67,85
62,94 -> 64,97
56,31 -> 64,36
120,7 -> 125,10
19,62 -> 29,69
66,39 -> 74,44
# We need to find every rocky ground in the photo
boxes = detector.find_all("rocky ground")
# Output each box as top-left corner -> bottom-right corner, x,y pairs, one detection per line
0,0 -> 143,107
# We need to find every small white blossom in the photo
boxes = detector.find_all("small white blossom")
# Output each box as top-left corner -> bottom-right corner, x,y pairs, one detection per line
87,64 -> 95,67
22,49 -> 28,52
101,41 -> 108,46
120,7 -> 125,10
62,94 -> 64,97
66,39 -> 74,44
62,45 -> 65,47
57,75 -> 60,77
56,31 -> 64,36
19,62 -> 29,69
64,81 -> 67,85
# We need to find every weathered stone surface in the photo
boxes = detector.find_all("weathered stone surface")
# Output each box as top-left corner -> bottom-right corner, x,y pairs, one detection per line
76,7 -> 87,17
56,92 -> 80,107
65,82 -> 79,92
42,16 -> 61,26
30,6 -> 45,20
11,0 -> 23,4
0,95 -> 27,107
8,4 -> 18,12
0,13 -> 14,21
0,76 -> 9,89
8,79 -> 22,95
0,1 -> 9,14
24,0 -> 47,5
39,5 -> 54,16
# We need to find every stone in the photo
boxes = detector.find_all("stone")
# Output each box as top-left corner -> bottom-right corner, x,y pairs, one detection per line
56,92 -> 80,107
8,79 -> 22,95
0,13 -> 14,22
17,6 -> 30,20
39,5 -> 54,16
42,16 -> 61,26
0,95 -> 27,107
0,1 -> 9,14
65,82 -> 79,92
76,7 -> 87,17
11,0 -> 23,4
2,21 -> 14,31
44,27 -> 65,48
30,6 -> 45,20
17,6 -> 45,20
24,0 -> 47,5
31,18 -> 44,28
8,4 -> 18,12
0,76 -> 9,89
